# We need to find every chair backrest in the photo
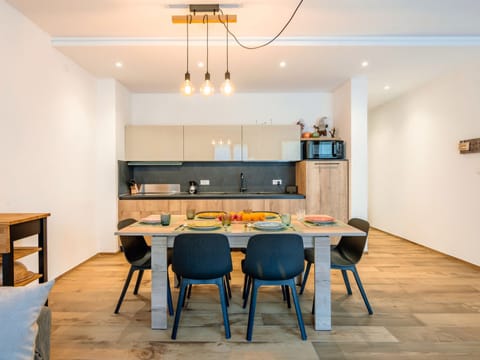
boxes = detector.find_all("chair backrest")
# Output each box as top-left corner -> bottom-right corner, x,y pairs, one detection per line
119,235 -> 151,265
336,218 -> 370,264
117,218 -> 137,230
117,218 -> 150,265
172,233 -> 232,279
244,234 -> 304,280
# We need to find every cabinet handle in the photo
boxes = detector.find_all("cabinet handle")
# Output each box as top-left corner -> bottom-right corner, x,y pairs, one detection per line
314,162 -> 340,166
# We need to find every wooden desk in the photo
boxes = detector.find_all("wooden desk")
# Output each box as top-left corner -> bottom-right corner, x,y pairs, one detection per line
116,215 -> 365,331
0,213 -> 50,286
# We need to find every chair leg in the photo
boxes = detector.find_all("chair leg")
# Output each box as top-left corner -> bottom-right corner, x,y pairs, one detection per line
174,272 -> 181,288
114,266 -> 135,314
284,285 -> 292,308
225,274 -> 232,299
133,269 -> 144,295
242,273 -> 248,299
299,261 -> 312,295
216,277 -> 231,339
246,279 -> 260,341
242,275 -> 252,309
288,279 -> 307,340
351,267 -> 373,315
171,280 -> 189,339
341,269 -> 353,295
167,274 -> 174,316
223,277 -> 230,307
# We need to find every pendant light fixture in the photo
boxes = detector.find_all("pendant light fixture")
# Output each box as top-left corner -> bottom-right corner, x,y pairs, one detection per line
220,15 -> 234,95
174,2 -> 303,96
200,14 -> 214,96
181,15 -> 194,95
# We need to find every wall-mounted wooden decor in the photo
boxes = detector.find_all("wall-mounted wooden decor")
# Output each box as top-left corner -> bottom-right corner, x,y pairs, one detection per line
458,138 -> 480,154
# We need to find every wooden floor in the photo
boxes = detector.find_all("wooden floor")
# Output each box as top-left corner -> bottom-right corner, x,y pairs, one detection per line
48,229 -> 480,359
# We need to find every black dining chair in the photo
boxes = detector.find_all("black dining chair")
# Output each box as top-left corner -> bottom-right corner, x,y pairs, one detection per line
242,234 -> 307,341
299,218 -> 373,315
114,218 -> 174,316
171,233 -> 233,340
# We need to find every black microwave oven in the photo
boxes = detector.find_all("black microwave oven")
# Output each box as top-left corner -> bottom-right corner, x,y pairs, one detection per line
303,140 -> 345,159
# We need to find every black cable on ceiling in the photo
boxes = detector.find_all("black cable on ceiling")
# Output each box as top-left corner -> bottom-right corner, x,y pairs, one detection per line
218,0 -> 304,50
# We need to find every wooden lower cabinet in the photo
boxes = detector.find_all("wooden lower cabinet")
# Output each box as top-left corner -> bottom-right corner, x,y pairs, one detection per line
118,199 -> 305,220
296,160 -> 349,222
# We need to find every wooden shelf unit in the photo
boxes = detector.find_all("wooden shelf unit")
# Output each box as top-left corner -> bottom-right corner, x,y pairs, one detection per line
0,213 -> 49,287
12,246 -> 42,261
14,273 -> 43,287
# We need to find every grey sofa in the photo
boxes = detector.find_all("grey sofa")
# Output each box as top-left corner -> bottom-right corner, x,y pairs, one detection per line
35,307 -> 51,360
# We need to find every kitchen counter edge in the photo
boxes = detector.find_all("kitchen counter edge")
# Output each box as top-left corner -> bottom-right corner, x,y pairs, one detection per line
119,193 -> 305,200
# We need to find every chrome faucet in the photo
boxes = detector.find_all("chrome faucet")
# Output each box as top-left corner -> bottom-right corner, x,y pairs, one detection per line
240,172 -> 247,192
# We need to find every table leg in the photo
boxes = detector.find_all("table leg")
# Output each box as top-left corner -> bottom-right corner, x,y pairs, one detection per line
314,236 -> 331,330
151,236 -> 168,329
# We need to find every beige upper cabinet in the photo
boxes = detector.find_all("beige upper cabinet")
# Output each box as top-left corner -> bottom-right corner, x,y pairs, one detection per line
125,125 -> 184,161
296,160 -> 349,222
242,125 -> 301,161
184,125 -> 242,161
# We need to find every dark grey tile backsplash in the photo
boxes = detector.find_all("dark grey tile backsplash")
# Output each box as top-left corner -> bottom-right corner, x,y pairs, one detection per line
118,161 -> 296,195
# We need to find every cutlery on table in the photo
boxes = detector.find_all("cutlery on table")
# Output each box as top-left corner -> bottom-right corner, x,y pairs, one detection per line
174,223 -> 187,231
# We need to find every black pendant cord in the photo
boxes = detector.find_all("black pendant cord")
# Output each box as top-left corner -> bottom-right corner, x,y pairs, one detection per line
203,14 -> 209,75
186,15 -> 190,74
225,14 -> 229,74
218,0 -> 304,50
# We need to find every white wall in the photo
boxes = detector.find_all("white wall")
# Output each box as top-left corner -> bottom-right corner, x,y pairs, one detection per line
94,80 -> 130,253
0,1 -> 102,278
333,77 -> 369,220
131,93 -> 332,130
369,66 -> 480,266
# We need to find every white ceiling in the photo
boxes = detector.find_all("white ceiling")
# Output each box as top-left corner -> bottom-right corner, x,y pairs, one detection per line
7,0 -> 480,109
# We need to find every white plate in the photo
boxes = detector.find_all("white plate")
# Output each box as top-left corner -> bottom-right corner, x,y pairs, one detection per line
187,220 -> 222,230
253,221 -> 286,231
188,224 -> 222,230
140,215 -> 162,224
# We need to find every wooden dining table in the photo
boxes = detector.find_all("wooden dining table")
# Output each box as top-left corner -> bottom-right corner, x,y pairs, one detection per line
115,214 -> 365,331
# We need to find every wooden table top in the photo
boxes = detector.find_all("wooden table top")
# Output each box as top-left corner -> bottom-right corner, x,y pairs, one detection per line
116,214 -> 365,237
0,213 -> 51,225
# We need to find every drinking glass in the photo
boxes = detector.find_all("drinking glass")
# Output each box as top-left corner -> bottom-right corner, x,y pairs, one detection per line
281,213 -> 291,226
160,212 -> 171,226
221,213 -> 231,227
296,208 -> 306,221
186,208 -> 195,220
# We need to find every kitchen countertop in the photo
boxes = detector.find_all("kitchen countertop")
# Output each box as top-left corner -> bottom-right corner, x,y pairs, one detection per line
119,192 -> 305,200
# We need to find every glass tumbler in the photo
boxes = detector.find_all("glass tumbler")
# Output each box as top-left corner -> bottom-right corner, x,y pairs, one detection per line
186,208 -> 196,220
296,208 -> 306,221
281,213 -> 291,226
221,213 -> 231,227
160,212 -> 171,226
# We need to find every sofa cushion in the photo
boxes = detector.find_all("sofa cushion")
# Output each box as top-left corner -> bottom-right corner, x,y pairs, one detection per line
0,281 -> 54,360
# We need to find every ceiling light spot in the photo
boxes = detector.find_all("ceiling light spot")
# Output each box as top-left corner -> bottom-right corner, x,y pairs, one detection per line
279,61 -> 287,68
115,61 -> 123,68
197,61 -> 204,68
384,85 -> 390,90
361,61 -> 369,67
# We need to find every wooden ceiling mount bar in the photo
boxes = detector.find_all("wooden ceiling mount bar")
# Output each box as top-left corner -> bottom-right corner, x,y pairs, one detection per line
189,4 -> 220,13
172,14 -> 237,24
